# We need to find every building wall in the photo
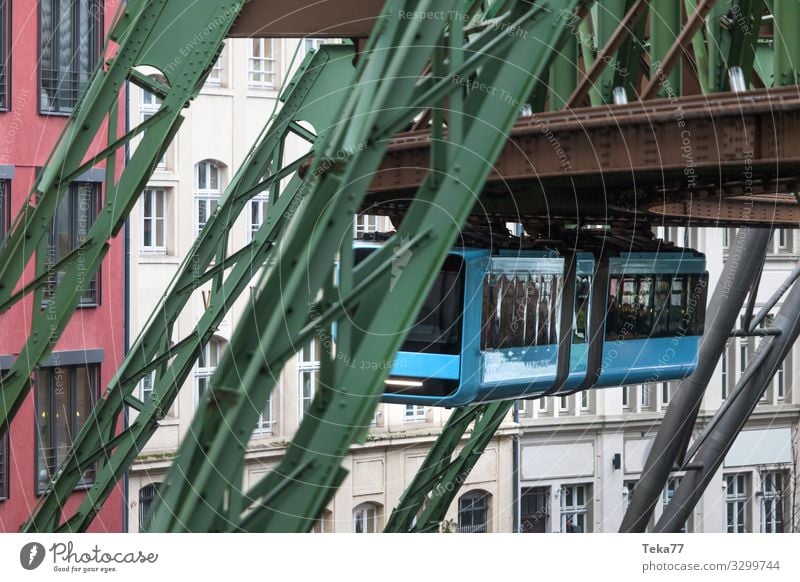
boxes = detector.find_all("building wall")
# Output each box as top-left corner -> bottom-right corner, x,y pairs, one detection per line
126,38 -> 514,533
0,1 -> 125,532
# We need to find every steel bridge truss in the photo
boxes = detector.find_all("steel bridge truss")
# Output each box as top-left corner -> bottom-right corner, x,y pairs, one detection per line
0,0 -> 797,532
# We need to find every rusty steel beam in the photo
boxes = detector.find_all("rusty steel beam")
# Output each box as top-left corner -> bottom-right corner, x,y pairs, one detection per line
364,87 -> 800,226
228,0 -> 382,38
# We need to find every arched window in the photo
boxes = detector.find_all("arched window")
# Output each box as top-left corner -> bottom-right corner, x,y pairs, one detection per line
353,502 -> 381,533
138,482 -> 162,532
458,490 -> 490,533
311,509 -> 333,533
195,160 -> 224,236
196,337 -> 226,405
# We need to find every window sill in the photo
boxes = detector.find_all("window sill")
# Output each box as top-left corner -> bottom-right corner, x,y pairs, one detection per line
138,254 -> 181,265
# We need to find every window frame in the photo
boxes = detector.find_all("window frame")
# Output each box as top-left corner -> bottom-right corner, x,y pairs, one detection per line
353,502 -> 380,533
247,195 -> 269,242
42,181 -> 101,307
248,38 -> 277,89
458,490 -> 490,533
403,404 -> 426,423
0,179 -> 10,241
195,338 -> 223,407
0,428 -> 8,501
140,188 -> 169,254
138,482 -> 161,532
298,339 -> 320,421
0,0 -> 10,112
560,483 -> 590,533
38,0 -> 104,115
194,161 -> 222,237
760,470 -> 785,533
34,363 -> 100,495
725,473 -> 749,533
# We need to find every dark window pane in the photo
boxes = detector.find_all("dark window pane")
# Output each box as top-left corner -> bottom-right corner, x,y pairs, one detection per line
0,0 -> 9,110
40,1 -> 103,113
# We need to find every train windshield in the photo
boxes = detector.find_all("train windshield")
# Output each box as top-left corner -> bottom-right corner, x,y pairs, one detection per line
354,248 -> 465,355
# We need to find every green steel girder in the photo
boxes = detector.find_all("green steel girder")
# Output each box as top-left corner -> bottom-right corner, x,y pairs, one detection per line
773,0 -> 800,86
0,0 -> 243,434
650,0 -> 683,97
147,0 -> 589,533
23,45 -> 357,533
384,401 -> 514,532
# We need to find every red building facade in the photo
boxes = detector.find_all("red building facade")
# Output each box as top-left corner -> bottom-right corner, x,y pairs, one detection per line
0,0 -> 125,532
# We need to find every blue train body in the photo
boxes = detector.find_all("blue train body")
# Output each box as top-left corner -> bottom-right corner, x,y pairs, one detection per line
357,242 -> 708,407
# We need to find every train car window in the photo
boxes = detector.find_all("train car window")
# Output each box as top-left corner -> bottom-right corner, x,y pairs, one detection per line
355,248 -> 465,355
573,275 -> 591,343
606,272 -> 706,340
481,271 -> 562,350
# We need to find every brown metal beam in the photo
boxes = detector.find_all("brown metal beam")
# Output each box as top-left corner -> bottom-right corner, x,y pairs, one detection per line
228,0 -> 382,38
364,87 -> 800,226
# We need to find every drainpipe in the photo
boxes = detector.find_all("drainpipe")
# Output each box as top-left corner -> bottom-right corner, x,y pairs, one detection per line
512,400 -> 521,533
121,56 -> 131,535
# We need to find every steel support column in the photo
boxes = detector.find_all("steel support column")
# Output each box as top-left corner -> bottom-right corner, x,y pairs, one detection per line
620,228 -> 771,532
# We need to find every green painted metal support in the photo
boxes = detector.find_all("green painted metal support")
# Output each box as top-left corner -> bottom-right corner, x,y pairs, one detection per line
147,0 -> 588,533
0,0 -> 244,435
384,401 -> 514,532
23,46 -> 357,532
774,0 -> 800,86
593,0 -> 629,104
650,0 -> 683,97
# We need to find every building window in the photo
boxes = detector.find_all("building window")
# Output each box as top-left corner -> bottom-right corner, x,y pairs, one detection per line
206,43 -> 225,86
139,79 -> 167,169
138,483 -> 161,532
140,371 -> 154,406
739,339 -> 749,378
560,484 -> 590,533
195,338 -> 224,405
770,229 -> 791,253
0,0 -> 9,111
722,228 -> 730,249
254,394 -> 273,435
520,487 -> 549,533
40,0 -> 103,114
580,390 -> 589,410
353,502 -> 380,533
302,38 -> 325,56
298,339 -> 320,420
760,471 -> 785,533
725,474 -> 749,533
721,343 -> 729,400
621,385 -> 630,408
0,429 -> 8,501
311,509 -> 332,533
140,188 -> 169,254
35,364 -> 99,494
195,161 -> 222,236
559,395 -> 569,412
404,404 -> 426,423
248,38 -> 276,88
623,480 -> 638,510
639,384 -> 651,409
354,214 -> 384,237
458,490 -> 490,533
663,477 -> 688,533
247,196 -> 268,242
44,182 -> 100,304
661,382 -> 671,406
0,179 -> 9,241
44,182 -> 100,305
775,360 -> 786,400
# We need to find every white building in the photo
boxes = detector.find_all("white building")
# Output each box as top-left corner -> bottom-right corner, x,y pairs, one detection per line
126,38 -> 515,534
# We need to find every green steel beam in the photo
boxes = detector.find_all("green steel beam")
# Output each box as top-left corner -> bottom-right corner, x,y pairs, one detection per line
650,0 -> 683,97
147,0 -> 589,533
23,46 -> 357,532
0,0 -> 243,435
384,402 -> 514,532
593,0 -> 629,104
773,0 -> 800,86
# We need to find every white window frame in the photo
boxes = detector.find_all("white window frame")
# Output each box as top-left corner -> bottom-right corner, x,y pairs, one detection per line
140,371 -> 155,405
247,195 -> 269,242
760,471 -> 785,533
195,161 -> 222,237
195,339 -> 223,407
725,473 -> 749,533
721,343 -> 729,400
298,340 -> 320,420
662,477 -> 688,532
353,502 -> 379,533
140,188 -> 168,254
622,385 -> 630,408
206,44 -> 224,86
639,384 -> 650,409
776,359 -> 786,400
139,80 -> 167,170
354,214 -> 384,237
253,394 -> 274,435
248,38 -> 277,88
560,484 -> 590,533
404,404 -> 426,423
660,382 -> 670,406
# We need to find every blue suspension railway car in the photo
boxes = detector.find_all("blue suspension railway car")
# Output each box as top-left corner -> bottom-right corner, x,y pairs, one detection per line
357,240 -> 708,407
